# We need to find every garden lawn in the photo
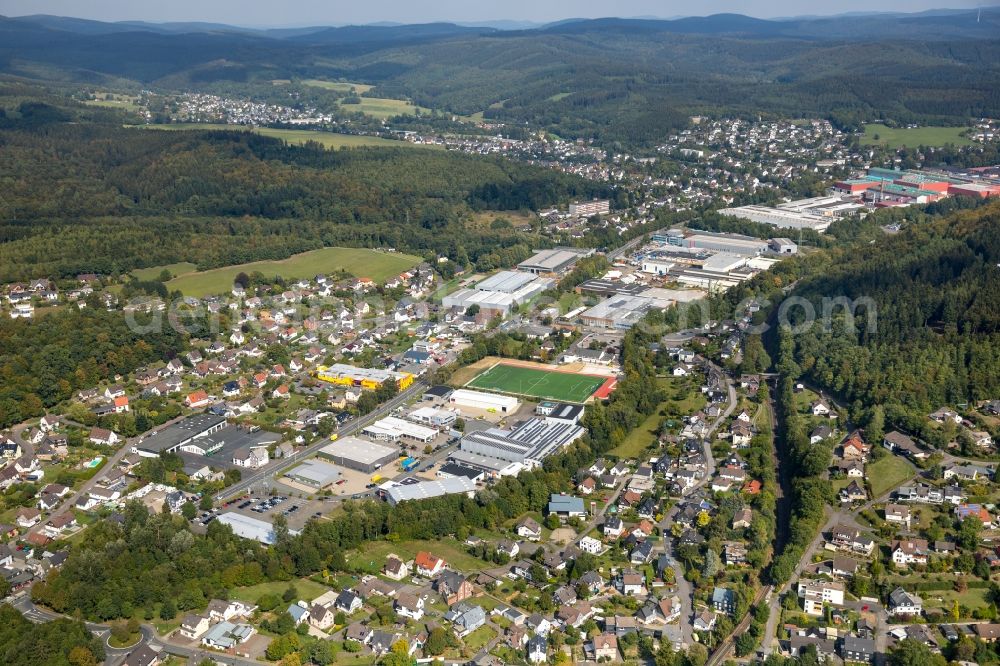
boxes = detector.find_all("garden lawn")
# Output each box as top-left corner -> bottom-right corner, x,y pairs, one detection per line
344,537 -> 485,574
867,454 -> 916,498
230,578 -> 330,605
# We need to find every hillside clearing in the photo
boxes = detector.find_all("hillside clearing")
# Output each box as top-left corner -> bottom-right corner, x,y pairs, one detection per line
861,124 -> 972,148
164,247 -> 422,297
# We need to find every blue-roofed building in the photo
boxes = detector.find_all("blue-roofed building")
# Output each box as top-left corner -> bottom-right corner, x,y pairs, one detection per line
287,602 -> 310,625
402,349 -> 433,364
548,493 -> 586,518
201,621 -> 256,649
712,586 -> 735,615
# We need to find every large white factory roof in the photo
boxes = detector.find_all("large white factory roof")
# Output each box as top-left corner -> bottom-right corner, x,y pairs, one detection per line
385,477 -> 477,505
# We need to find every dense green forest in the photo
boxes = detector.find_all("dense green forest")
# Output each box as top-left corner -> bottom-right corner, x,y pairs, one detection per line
713,200 -> 1000,443
0,604 -> 104,666
0,307 -> 187,428
0,83 -> 606,281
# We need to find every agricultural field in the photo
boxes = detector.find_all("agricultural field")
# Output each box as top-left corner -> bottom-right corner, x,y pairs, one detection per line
300,79 -> 374,94
861,123 -> 973,148
164,247 -> 422,297
136,123 -> 422,149
84,92 -> 141,112
867,453 -> 916,498
338,96 -> 430,119
466,363 -> 606,403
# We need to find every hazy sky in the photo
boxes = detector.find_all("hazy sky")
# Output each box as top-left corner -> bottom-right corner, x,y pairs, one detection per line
0,0 -> 986,27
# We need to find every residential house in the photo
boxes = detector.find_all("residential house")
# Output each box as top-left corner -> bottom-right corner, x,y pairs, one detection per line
121,645 -> 161,666
883,431 -> 926,459
831,526 -> 875,556
394,593 -> 425,620
435,570 -> 474,605
888,588 -> 923,616
694,611 -> 717,632
527,635 -> 548,663
179,614 -> 211,639
335,590 -> 363,614
590,633 -> 619,661
831,556 -> 861,578
414,551 -> 446,577
892,539 -> 929,567
798,579 -> 845,616
712,587 -> 735,615
309,604 -> 336,630
344,622 -> 373,645
884,504 -> 911,528
579,536 -> 603,555
619,569 -> 647,596
206,599 -> 255,622
516,517 -> 543,541
449,603 -> 487,637
841,635 -> 875,663
383,556 -> 409,581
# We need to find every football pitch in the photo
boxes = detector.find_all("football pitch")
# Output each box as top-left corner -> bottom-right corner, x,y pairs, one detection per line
466,364 -> 605,403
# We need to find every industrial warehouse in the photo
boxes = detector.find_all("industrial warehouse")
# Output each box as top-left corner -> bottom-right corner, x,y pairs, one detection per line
459,417 -> 586,467
516,247 -> 593,275
284,459 -> 342,489
133,413 -> 228,457
384,477 -> 478,506
718,195 -> 863,232
407,406 -> 458,430
314,363 -> 414,390
216,512 -> 298,545
449,388 -> 521,414
361,416 -> 438,444
441,270 -> 553,316
318,436 -> 399,473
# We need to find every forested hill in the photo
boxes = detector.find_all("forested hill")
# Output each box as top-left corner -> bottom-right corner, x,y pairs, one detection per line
0,83 -> 606,281
2,10 -> 999,144
776,201 -> 1000,425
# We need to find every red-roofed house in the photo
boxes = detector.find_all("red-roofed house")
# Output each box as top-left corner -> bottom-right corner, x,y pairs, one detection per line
414,551 -> 445,577
184,390 -> 211,409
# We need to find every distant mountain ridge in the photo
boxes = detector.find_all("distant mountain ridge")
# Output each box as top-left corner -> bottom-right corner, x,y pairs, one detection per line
4,8 -> 999,41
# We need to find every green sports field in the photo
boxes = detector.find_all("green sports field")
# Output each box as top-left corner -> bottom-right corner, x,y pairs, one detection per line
467,364 -> 605,403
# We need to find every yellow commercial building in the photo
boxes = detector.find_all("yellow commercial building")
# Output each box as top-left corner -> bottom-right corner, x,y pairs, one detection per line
314,363 -> 414,391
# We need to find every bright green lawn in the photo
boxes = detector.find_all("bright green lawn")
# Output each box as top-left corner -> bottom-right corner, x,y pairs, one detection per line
136,123 -> 420,149
867,454 -> 916,498
467,363 -> 606,403
344,538 -> 485,574
230,578 -> 330,604
861,124 -> 972,148
164,247 -> 421,297
464,625 -> 497,651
